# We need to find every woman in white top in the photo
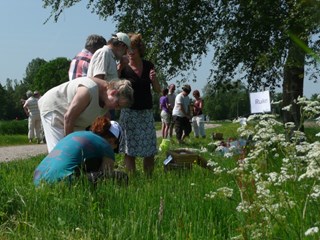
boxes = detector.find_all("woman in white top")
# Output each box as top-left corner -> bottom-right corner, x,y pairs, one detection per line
38,77 -> 133,153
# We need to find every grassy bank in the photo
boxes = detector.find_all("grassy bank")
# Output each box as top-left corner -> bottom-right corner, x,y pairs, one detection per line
0,119 -> 319,239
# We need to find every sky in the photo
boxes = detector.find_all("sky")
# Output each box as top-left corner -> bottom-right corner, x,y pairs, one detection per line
0,0 -> 319,98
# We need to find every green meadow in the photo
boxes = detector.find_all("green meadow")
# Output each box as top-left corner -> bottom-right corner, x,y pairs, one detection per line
0,117 -> 320,239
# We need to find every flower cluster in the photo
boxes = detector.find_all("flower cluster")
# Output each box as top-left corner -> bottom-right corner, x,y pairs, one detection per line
206,95 -> 320,238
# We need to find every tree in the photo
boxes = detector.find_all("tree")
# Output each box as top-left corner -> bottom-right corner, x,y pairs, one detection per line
203,81 -> 250,120
32,57 -> 70,94
43,0 -> 320,128
23,58 -> 47,88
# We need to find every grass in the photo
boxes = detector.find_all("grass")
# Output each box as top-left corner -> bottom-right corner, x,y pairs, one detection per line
0,120 -> 319,239
0,135 -> 30,146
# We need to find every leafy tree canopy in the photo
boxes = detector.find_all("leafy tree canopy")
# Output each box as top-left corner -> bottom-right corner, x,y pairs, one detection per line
43,0 -> 319,88
32,57 -> 70,94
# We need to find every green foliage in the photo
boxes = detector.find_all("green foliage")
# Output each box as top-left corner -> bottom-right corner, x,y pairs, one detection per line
1,119 -> 320,239
203,82 -> 251,120
0,79 -> 26,120
0,120 -> 28,135
32,57 -> 70,94
23,58 -> 47,88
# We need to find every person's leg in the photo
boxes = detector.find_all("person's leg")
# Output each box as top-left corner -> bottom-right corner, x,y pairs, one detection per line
143,155 -> 154,176
124,154 -> 136,173
192,117 -> 199,138
175,117 -> 183,142
199,115 -> 206,138
182,117 -> 192,140
164,122 -> 169,138
169,114 -> 174,138
28,117 -> 35,142
34,117 -> 42,143
41,113 -> 64,153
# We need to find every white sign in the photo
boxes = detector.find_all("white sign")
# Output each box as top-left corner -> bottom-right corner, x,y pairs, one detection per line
249,90 -> 271,114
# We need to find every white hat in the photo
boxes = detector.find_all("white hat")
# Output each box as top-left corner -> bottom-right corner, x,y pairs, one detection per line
114,32 -> 131,49
109,121 -> 122,139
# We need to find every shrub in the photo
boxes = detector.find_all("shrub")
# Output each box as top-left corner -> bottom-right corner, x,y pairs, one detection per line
0,120 -> 28,135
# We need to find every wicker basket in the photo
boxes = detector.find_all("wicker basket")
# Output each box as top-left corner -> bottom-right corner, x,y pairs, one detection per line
164,149 -> 199,171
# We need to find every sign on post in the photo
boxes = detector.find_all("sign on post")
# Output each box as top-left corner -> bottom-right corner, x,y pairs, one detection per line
249,90 -> 271,114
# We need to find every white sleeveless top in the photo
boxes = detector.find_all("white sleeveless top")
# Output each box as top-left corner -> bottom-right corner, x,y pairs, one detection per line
38,77 -> 107,131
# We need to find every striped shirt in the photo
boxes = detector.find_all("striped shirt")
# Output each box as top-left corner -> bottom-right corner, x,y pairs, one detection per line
68,49 -> 92,81
23,96 -> 40,117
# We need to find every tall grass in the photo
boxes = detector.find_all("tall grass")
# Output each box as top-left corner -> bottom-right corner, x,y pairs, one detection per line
1,101 -> 320,239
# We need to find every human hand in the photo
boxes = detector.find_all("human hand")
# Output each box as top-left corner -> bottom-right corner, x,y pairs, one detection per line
149,69 -> 156,82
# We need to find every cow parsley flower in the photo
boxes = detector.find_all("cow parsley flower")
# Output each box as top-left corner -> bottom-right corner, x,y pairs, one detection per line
305,227 -> 319,236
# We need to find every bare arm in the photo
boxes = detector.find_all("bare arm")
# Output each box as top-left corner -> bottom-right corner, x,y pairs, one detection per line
149,69 -> 161,93
94,74 -> 105,80
64,86 -> 91,136
23,102 -> 29,116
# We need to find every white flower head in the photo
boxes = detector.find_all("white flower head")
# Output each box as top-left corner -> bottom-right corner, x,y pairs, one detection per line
305,227 -> 319,236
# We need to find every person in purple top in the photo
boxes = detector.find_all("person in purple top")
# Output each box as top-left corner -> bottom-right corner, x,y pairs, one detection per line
159,88 -> 170,138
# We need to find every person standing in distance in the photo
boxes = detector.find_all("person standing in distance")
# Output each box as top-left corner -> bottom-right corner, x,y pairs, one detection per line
68,34 -> 106,81
23,90 -> 41,143
172,85 -> 192,144
192,90 -> 206,138
167,84 -> 176,138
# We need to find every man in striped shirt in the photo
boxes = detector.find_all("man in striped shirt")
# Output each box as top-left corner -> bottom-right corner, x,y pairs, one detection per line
68,34 -> 106,81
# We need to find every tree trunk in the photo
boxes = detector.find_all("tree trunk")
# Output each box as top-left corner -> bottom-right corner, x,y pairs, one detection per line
282,41 -> 305,131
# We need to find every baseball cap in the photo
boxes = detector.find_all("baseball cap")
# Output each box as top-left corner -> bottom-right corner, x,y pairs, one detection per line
109,121 -> 122,139
110,121 -> 122,153
114,32 -> 131,50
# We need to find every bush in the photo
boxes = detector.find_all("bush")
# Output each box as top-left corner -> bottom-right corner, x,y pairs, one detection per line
0,120 -> 28,135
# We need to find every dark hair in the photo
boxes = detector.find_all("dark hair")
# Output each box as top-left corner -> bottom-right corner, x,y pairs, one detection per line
85,35 -> 107,54
193,90 -> 200,97
182,84 -> 191,94
162,88 -> 169,96
107,35 -> 124,48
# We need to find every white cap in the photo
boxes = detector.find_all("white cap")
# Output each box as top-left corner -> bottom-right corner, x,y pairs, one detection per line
109,121 -> 122,139
114,32 -> 131,49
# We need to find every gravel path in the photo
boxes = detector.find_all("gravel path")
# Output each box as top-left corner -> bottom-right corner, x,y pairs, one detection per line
0,144 -> 48,162
0,123 -> 220,163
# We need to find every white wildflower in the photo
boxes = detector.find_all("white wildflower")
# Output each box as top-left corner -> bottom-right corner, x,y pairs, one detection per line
236,201 -> 250,213
224,152 -> 234,158
305,227 -> 319,236
282,104 -> 292,111
217,187 -> 234,198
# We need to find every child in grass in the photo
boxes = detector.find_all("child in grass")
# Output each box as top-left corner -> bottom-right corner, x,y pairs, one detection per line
33,116 -> 125,186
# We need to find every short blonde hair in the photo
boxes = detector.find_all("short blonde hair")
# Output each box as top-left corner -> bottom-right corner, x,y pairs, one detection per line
107,79 -> 134,108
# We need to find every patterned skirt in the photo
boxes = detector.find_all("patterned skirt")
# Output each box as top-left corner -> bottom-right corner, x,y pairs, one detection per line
119,108 -> 158,157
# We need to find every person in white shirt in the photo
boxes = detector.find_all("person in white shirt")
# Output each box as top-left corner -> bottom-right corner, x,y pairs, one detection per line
172,84 -> 192,144
23,90 -> 41,143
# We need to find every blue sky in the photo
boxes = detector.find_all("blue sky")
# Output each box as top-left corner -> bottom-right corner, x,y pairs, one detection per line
0,0 -> 318,97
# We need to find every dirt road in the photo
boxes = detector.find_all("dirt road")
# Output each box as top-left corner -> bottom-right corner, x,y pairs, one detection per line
0,123 -> 219,163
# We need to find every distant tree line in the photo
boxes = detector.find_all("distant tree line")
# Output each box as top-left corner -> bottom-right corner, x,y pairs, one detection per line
0,57 -> 70,120
0,57 -> 317,122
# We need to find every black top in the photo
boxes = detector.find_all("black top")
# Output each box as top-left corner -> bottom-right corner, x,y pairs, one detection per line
120,60 -> 154,110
